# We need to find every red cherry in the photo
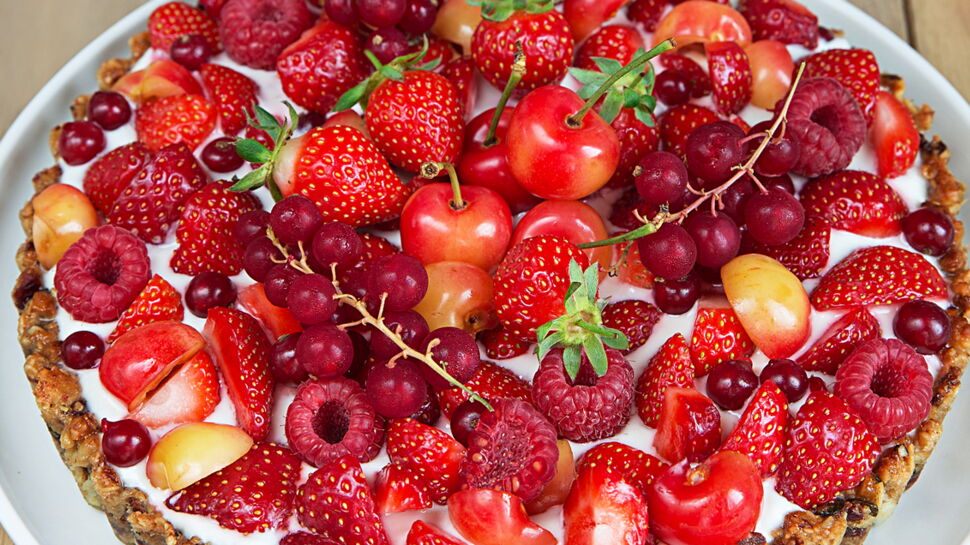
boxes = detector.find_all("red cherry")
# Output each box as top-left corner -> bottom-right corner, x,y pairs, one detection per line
510,200 -> 611,272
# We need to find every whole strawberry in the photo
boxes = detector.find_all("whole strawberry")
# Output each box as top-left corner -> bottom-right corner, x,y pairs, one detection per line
277,21 -> 369,112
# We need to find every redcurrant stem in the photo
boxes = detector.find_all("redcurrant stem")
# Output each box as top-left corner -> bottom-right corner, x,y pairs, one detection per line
578,221 -> 660,249
484,42 -> 525,147
421,162 -> 465,209
567,39 -> 676,126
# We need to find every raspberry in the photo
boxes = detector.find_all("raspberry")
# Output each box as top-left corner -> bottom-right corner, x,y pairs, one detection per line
834,338 -> 934,443
458,398 -> 558,502
219,0 -> 313,70
531,349 -> 635,442
782,77 -> 866,178
285,377 -> 385,466
53,225 -> 151,323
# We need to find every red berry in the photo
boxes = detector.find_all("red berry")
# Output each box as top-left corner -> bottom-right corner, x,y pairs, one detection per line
903,207 -> 955,257
62,331 -> 105,370
220,0 -> 313,70
800,169 -> 907,237
201,137 -> 244,172
87,91 -> 132,130
783,77 -> 866,177
297,324 -> 355,378
365,359 -> 430,419
170,34 -> 212,70
186,271 -> 236,318
270,333 -> 308,385
653,273 -> 701,315
744,186 -> 806,246
637,223 -> 697,280
59,121 -> 105,165
893,299 -> 951,354
101,419 -> 151,467
421,327 -> 481,389
759,358 -> 808,402
720,381 -> 788,477
705,359 -> 758,410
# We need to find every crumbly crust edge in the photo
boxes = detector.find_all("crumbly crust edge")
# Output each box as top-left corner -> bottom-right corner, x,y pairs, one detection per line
9,33 -> 970,545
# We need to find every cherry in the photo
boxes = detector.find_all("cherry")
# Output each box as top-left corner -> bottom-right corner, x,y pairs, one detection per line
357,0 -> 406,28
370,310 -> 430,359
684,121 -> 745,185
324,0 -> 358,26
413,261 -> 497,333
62,330 -> 105,370
365,27 -> 410,65
682,211 -> 741,269
893,299 -> 951,354
101,419 -> 152,467
269,333 -> 308,385
297,323 -> 354,378
366,254 -> 429,312
653,272 -> 701,315
635,151 -> 689,207
311,221 -> 363,268
185,271 -> 237,318
451,399 -> 488,446
286,273 -> 338,326
637,223 -> 697,280
706,359 -> 758,410
902,207 -> 955,257
87,91 -> 131,130
759,358 -> 808,403
243,237 -> 283,282
510,199 -> 611,272
201,137 -> 245,172
745,39 -> 794,109
270,195 -> 323,245
59,121 -> 105,165
743,186 -> 805,246
365,358 -> 429,419
421,327 -> 481,389
234,210 -> 270,246
400,0 -> 439,35
170,34 -> 212,71
654,69 -> 692,106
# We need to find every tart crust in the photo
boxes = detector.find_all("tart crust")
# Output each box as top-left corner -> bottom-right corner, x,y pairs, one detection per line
11,30 -> 970,545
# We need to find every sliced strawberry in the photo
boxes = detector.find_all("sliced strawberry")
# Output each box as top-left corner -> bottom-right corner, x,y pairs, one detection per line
82,142 -> 153,215
871,90 -> 920,178
203,308 -> 273,441
802,48 -> 880,120
810,246 -> 947,310
659,104 -> 720,156
374,463 -> 433,514
800,169 -> 907,237
387,418 -> 466,504
601,299 -> 661,353
480,327 -> 530,360
613,237 -> 655,289
407,520 -> 468,545
606,107 -> 660,188
148,2 -> 221,53
166,443 -> 300,532
654,387 -> 721,463
135,94 -> 217,152
237,283 -> 302,341
171,181 -> 261,276
720,381 -> 788,477
280,533 -> 332,545
200,63 -> 259,135
297,456 -> 389,544
437,360 -> 532,418
106,143 -> 208,244
705,41 -> 753,114
775,392 -> 880,508
441,56 -> 477,120
563,463 -> 650,545
109,275 -> 184,342
575,24 -> 645,71
689,307 -> 756,376
797,307 -> 880,374
739,0 -> 819,49
575,441 -> 669,494
660,53 -> 712,97
128,350 -> 220,428
742,217 -> 830,280
635,333 -> 696,428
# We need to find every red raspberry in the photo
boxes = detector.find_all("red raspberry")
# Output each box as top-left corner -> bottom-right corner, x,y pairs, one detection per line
53,225 -> 151,323
834,338 -> 934,443
285,377 -> 385,466
531,348 -> 635,442
782,77 -> 866,177
219,0 -> 314,70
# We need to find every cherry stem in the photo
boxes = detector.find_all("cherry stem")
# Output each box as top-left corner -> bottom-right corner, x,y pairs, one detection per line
484,42 -> 525,148
567,39 -> 676,127
421,162 -> 465,209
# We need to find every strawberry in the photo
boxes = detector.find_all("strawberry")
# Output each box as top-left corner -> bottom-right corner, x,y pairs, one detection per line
800,169 -> 907,237
811,245 -> 947,310
441,56 -> 477,120
802,48 -> 880,120
277,21 -> 369,113
871,90 -> 920,178
739,0 -> 819,49
705,41 -> 753,115
575,25 -> 645,71
472,9 -> 574,92
654,387 -> 722,463
237,283 -> 302,341
627,0 -> 668,32
128,350 -> 220,427
660,53 -> 712,97
296,456 -> 389,545
689,307 -> 756,376
171,181 -> 261,276
720,381 -> 788,477
199,63 -> 259,135
106,143 -> 208,244
775,391 -> 880,509
659,104 -> 720,156
635,333 -> 696,428
82,142 -> 153,214
374,463 -> 433,514
606,107 -> 660,188
742,217 -> 830,280
563,463 -> 651,545
601,300 -> 661,354
387,418 -> 466,504
203,308 -> 273,441
480,327 -> 530,360
109,275 -> 184,342
166,443 -> 301,533
135,94 -> 217,152
365,71 -> 464,174
575,441 -> 669,494
148,2 -> 221,53
614,241 -> 655,289
437,361 -> 532,417
493,235 -> 590,342
797,307 -> 880,374
407,521 -> 467,545
281,533 -> 332,545
423,37 -> 458,67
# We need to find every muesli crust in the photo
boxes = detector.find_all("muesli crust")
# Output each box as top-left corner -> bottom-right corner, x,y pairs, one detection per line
10,28 -> 970,545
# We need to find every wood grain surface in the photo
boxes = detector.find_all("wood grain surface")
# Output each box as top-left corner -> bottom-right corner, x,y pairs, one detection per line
0,0 -> 968,544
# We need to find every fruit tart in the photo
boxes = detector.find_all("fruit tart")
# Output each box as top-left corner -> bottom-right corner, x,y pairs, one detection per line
11,0 -> 970,544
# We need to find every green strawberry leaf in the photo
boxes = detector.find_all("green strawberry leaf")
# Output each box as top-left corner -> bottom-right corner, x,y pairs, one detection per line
235,139 -> 272,164
634,105 -> 656,127
592,56 -> 624,75
230,164 -> 271,192
334,81 -> 370,112
598,91 -> 624,125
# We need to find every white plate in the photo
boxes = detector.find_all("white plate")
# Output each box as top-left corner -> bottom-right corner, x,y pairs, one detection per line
1,1 -> 968,544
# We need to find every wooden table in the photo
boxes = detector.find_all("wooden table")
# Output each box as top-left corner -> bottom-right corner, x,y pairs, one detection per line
0,0 -> 967,544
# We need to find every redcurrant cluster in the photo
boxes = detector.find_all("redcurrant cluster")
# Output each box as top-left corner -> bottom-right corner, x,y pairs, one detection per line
325,0 -> 440,65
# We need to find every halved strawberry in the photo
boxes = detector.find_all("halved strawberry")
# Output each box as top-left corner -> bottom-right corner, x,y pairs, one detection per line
810,246 -> 947,310
280,533 -> 332,545
689,307 -> 756,376
575,25 -> 645,71
408,521 -> 468,545
720,380 -> 788,477
613,239 -> 655,289
128,350 -> 220,428
480,327 -> 530,360
563,463 -> 651,545
653,387 -> 721,463
387,418 -> 466,504
200,63 -> 259,135
148,2 -> 221,53
437,360 -> 532,418
802,48 -> 880,120
635,333 -> 696,428
739,0 -> 819,49
775,392 -> 880,509
297,456 -> 389,545
374,463 -> 433,514
705,41 -> 752,114
659,104 -> 720,156
575,441 -> 669,494
871,90 -> 920,178
797,307 -> 880,374
742,217 -> 831,280
800,169 -> 907,237
83,142 -> 153,214
441,56 -> 477,120
660,53 -> 712,97
135,94 -> 217,152
167,443 -> 300,533
171,181 -> 261,276
601,299 -> 661,354
203,308 -> 273,441
237,283 -> 302,341
109,275 -> 184,342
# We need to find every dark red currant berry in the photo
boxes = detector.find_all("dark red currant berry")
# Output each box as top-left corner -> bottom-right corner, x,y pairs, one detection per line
365,27 -> 410,65
264,265 -> 303,307
683,211 -> 741,269
450,399 -> 488,446
286,273 -> 338,326
270,195 -> 323,245
312,222 -> 363,268
635,151 -> 689,207
706,359 -> 758,410
421,327 -> 481,390
243,237 -> 282,282
297,323 -> 355,378
357,0 -> 406,28
62,330 -> 105,370
902,207 -> 955,257
759,358 -> 808,403
185,271 -> 236,318
270,333 -> 308,385
170,34 -> 212,71
654,69 -> 692,106
201,137 -> 244,172
325,0 -> 358,26
365,358 -> 429,419
101,419 -> 151,467
366,254 -> 429,312
234,210 -> 270,246
653,272 -> 701,315
744,187 -> 805,246
87,91 -> 131,130
684,121 -> 745,185
400,0 -> 439,35
59,121 -> 105,165
370,310 -> 430,359
637,223 -> 697,280
893,299 -> 951,354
